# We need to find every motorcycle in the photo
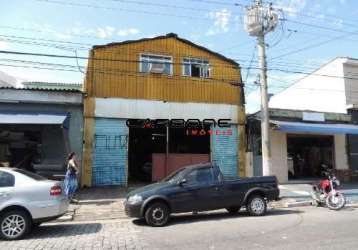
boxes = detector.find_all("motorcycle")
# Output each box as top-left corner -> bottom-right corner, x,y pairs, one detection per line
311,165 -> 346,210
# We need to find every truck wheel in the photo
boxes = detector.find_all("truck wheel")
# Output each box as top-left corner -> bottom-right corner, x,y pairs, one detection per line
226,207 -> 240,214
0,210 -> 32,240
144,202 -> 170,227
246,195 -> 267,216
32,222 -> 42,228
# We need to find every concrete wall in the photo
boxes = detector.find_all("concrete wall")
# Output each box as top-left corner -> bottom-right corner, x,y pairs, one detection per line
343,60 -> 358,107
269,58 -> 347,113
269,130 -> 288,183
245,152 -> 254,177
334,134 -> 349,170
95,97 -> 239,123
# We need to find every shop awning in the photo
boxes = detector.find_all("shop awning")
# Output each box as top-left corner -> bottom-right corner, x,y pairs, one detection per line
0,113 -> 68,125
271,120 -> 358,135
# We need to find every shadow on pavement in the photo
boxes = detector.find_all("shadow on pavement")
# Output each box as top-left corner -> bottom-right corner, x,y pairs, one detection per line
78,200 -> 116,206
77,186 -> 127,200
132,209 -> 303,226
25,223 -> 102,239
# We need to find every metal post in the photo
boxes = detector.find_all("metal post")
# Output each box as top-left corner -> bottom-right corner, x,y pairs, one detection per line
257,35 -> 271,176
165,125 -> 169,176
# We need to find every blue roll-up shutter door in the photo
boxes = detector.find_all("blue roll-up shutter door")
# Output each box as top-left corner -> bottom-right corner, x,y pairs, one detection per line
92,118 -> 129,186
211,125 -> 239,177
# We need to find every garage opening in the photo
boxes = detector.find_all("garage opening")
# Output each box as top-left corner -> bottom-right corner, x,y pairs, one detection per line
128,126 -> 166,183
287,134 -> 334,179
128,124 -> 211,184
0,124 -> 67,178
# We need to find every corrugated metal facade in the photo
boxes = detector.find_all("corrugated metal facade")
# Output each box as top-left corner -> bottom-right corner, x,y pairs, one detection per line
85,36 -> 242,105
92,118 -> 128,186
211,125 -> 239,176
82,34 -> 246,187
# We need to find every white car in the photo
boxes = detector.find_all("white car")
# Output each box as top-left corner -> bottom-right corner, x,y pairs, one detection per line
0,168 -> 69,240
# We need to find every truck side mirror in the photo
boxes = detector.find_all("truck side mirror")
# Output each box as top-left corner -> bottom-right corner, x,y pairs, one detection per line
178,178 -> 187,186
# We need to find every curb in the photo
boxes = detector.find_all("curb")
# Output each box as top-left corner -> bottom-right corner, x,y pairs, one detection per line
56,214 -> 73,222
286,201 -> 312,208
273,198 -> 358,209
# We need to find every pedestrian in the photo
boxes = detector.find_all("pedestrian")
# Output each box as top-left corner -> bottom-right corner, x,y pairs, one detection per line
64,152 -> 79,203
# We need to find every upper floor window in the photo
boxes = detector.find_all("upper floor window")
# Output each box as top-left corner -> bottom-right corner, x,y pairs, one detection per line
182,58 -> 210,78
140,54 -> 173,75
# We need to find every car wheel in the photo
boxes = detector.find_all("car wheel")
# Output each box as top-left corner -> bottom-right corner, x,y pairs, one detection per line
144,202 -> 170,227
226,207 -> 240,214
246,195 -> 267,216
0,210 -> 32,240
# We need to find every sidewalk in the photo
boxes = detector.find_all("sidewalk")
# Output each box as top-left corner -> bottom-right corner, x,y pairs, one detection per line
278,182 -> 358,207
57,182 -> 358,222
58,185 -> 143,222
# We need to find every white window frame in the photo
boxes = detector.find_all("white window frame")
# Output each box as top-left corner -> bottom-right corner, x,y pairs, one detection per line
139,53 -> 173,75
182,57 -> 210,78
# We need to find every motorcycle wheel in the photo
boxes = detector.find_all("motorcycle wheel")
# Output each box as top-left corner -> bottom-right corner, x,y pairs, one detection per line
326,192 -> 346,210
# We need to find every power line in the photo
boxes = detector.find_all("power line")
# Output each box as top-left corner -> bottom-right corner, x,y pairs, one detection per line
283,19 -> 358,38
272,4 -> 358,32
0,25 -> 115,42
0,37 -> 89,51
270,30 -> 355,61
0,34 -> 93,47
0,36 -> 326,72
0,49 -> 243,70
0,48 -> 324,74
32,0 -> 241,21
3,32 -> 326,70
4,57 -> 358,95
188,0 -> 243,7
3,49 -> 358,83
0,58 -> 242,84
107,0 -> 216,13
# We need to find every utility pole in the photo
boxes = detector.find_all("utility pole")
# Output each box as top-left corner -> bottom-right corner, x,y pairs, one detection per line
244,0 -> 278,176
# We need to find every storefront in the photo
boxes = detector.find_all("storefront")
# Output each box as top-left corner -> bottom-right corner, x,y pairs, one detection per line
247,109 -> 357,183
0,86 -> 83,179
89,98 -> 242,186
82,33 -> 246,187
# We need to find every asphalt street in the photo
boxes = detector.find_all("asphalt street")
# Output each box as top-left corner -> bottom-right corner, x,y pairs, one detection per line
137,206 -> 358,250
1,206 -> 357,250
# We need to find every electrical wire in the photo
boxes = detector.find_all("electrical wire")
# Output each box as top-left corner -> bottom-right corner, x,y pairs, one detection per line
2,50 -> 358,85
32,0 -> 243,21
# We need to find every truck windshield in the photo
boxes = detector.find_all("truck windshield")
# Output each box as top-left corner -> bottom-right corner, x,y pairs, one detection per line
162,168 -> 186,183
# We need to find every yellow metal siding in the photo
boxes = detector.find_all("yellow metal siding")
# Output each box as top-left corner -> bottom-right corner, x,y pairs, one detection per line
82,117 -> 95,187
238,124 -> 247,177
85,37 -> 242,105
82,36 -> 247,185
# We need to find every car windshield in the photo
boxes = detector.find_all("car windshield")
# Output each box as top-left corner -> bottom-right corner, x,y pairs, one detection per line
14,169 -> 47,181
162,168 -> 187,183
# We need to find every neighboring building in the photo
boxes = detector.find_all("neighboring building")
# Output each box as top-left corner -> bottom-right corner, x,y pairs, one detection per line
247,109 -> 356,183
0,70 -> 22,88
247,57 -> 358,183
82,33 -> 246,187
0,82 -> 83,179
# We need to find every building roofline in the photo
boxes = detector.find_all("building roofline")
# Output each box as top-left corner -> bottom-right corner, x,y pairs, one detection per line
92,33 -> 240,67
269,57 -> 348,99
0,86 -> 82,93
